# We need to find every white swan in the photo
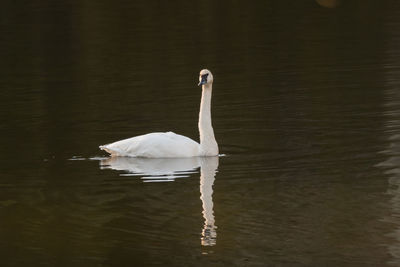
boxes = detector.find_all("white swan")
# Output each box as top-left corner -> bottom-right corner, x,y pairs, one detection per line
99,69 -> 218,158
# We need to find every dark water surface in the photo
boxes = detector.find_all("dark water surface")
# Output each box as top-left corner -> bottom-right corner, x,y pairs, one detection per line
2,0 -> 400,266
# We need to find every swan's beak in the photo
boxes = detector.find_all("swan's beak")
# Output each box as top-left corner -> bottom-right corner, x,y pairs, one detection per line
198,75 -> 207,86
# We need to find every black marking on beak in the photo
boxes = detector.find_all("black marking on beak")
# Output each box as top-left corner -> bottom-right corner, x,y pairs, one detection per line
198,73 -> 209,86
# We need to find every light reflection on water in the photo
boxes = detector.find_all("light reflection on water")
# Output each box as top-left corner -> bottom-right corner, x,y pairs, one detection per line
100,157 -> 200,182
377,90 -> 400,265
99,156 -> 219,246
378,36 -> 400,264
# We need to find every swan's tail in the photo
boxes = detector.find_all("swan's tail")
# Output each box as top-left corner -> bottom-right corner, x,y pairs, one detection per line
99,145 -> 122,156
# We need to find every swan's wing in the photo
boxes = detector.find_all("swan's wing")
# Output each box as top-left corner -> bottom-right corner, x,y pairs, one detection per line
100,132 -> 200,158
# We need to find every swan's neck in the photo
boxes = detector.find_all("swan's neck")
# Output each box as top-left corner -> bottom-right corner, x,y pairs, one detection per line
199,84 -> 218,156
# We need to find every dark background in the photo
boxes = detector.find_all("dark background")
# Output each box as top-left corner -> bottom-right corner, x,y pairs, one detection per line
1,0 -> 400,266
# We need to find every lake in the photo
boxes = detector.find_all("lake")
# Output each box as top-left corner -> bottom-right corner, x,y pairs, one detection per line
1,0 -> 400,266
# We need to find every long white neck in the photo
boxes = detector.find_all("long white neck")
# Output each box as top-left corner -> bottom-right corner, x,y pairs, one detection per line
198,84 -> 218,156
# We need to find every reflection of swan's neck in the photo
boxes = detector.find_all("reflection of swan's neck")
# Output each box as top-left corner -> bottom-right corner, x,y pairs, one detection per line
200,168 -> 215,226
199,84 -> 218,155
200,157 -> 218,246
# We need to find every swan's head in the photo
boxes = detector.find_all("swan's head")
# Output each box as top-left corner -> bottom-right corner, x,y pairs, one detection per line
198,69 -> 213,86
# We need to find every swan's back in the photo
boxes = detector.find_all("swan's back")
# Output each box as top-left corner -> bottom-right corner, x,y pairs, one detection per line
99,132 -> 200,158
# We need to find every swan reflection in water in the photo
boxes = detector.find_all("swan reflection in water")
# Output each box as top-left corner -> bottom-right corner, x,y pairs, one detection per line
100,156 -> 219,246
199,157 -> 218,246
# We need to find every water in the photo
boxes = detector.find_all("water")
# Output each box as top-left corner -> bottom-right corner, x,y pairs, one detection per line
1,0 -> 400,265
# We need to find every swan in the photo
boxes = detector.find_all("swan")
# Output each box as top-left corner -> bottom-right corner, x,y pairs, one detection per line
99,69 -> 218,158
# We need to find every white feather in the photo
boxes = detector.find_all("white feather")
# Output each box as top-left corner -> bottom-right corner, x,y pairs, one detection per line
99,132 -> 200,158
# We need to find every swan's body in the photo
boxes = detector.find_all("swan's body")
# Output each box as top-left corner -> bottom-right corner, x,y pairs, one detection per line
99,132 -> 200,158
99,69 -> 218,158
